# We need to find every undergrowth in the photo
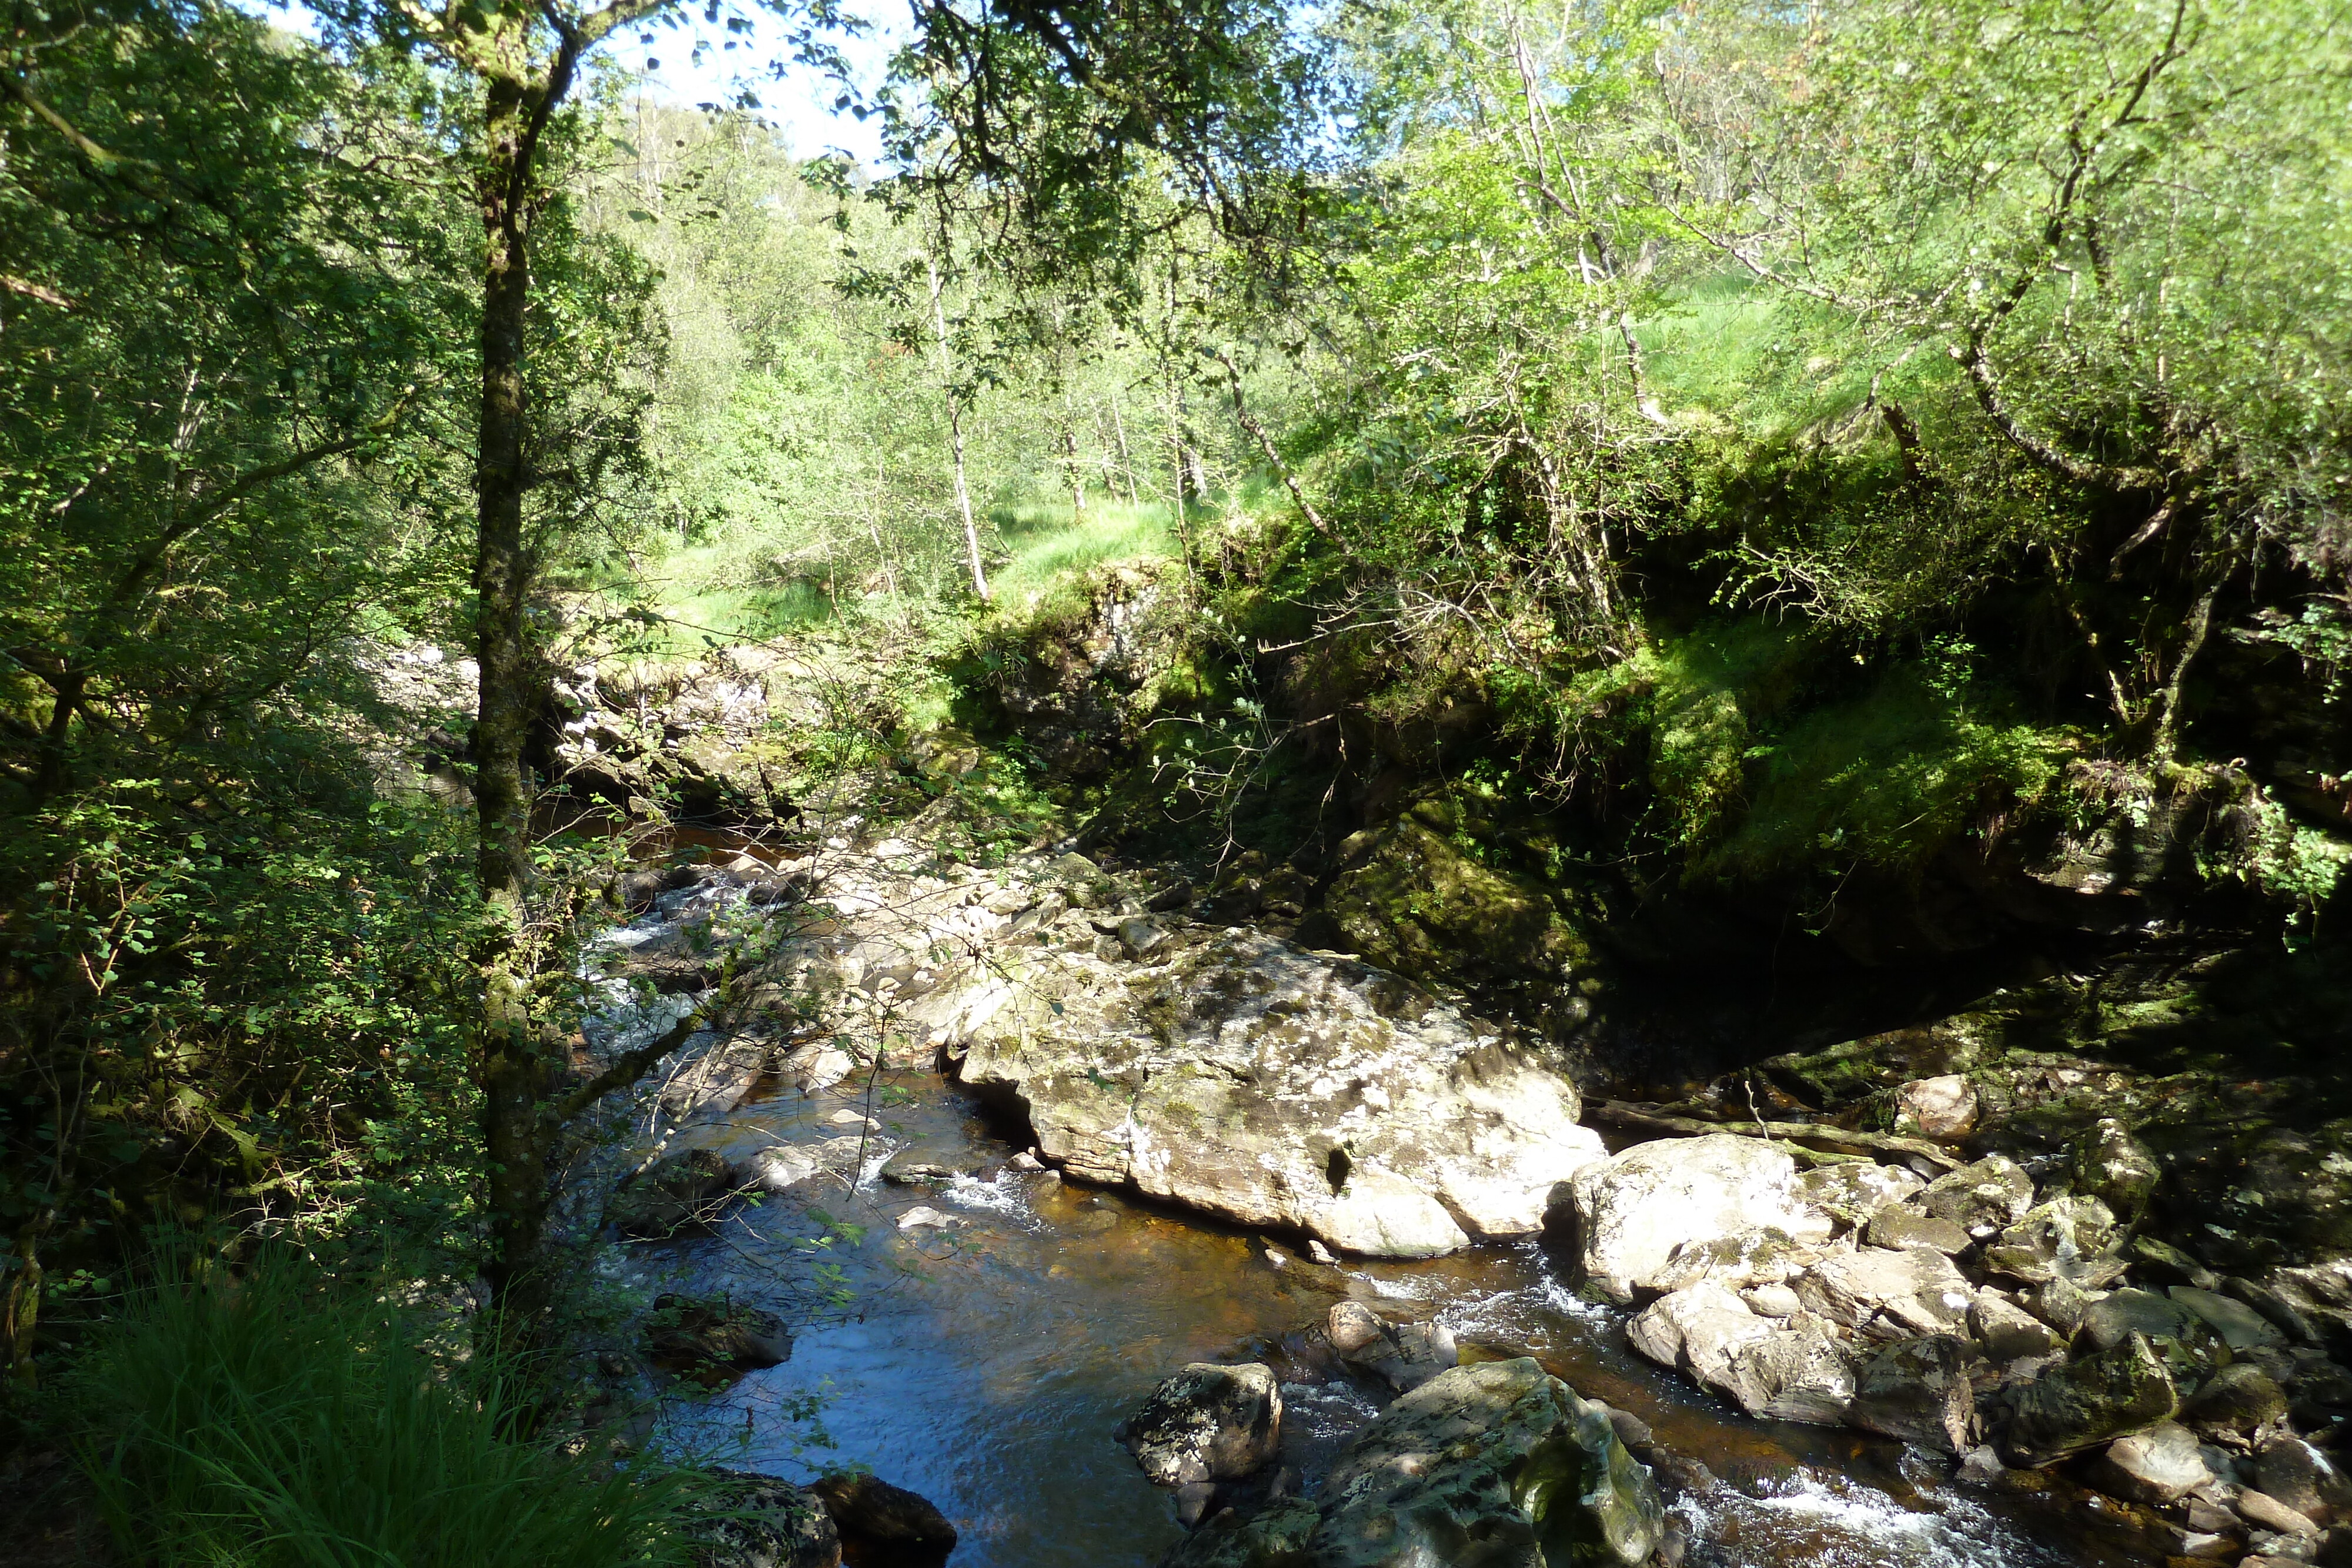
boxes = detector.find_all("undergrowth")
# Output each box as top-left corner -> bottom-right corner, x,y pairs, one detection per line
68,1250 -> 704,1568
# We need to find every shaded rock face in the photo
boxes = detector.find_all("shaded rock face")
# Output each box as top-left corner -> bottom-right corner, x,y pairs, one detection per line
1848,1335 -> 1979,1455
1161,1497 -> 1323,1568
1120,1364 -> 1284,1488
689,1470 -> 842,1568
962,562 -> 1185,778
948,928 -> 1605,1258
1323,814 -> 1594,1000
1565,1135 -> 1820,1301
1313,1360 -> 1664,1568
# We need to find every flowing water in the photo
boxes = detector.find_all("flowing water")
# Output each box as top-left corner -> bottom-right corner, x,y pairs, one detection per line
593,860 -> 2163,1568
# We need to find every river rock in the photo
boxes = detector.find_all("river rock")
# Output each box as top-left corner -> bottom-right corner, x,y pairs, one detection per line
1972,1291 -> 2063,1362
1567,1135 -> 1822,1300
2240,1490 -> 2323,1539
1653,1226 -> 1813,1292
2257,1435 -> 2352,1526
2084,1421 -> 2212,1503
1849,1334 -> 1980,1454
2079,1288 -> 2203,1353
1793,1245 -> 1975,1336
662,1037 -> 773,1120
808,1473 -> 957,1568
607,1147 -> 738,1238
1120,1363 -> 1284,1487
1982,1196 -> 2124,1288
1312,1359 -> 1664,1568
1866,1208 -> 1973,1255
1793,1161 -> 1925,1228
646,1294 -> 791,1374
689,1469 -> 841,1568
880,1144 -> 990,1184
2181,1362 -> 2290,1435
945,928 -> 1606,1258
747,1136 -> 869,1192
1914,1156 -> 2036,1239
2000,1332 -> 2180,1466
1893,1075 -> 1979,1141
1626,1284 -> 1856,1425
2072,1118 -> 2161,1221
1325,1303 -> 1458,1393
2173,1285 -> 2288,1351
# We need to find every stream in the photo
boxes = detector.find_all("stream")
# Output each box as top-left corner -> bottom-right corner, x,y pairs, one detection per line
586,849 -> 2156,1568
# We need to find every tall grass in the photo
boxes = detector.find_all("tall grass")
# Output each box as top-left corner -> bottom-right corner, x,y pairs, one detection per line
987,498 -> 1177,607
70,1253 -> 699,1568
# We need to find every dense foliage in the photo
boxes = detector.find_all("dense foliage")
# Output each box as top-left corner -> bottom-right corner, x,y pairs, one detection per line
2,0 -> 2347,1550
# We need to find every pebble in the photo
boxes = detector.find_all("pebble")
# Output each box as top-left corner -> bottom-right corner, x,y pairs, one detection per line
898,1206 -> 956,1231
1307,1239 -> 1338,1265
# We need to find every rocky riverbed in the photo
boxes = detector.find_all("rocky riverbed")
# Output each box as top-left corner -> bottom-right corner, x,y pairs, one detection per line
529,785 -> 2352,1568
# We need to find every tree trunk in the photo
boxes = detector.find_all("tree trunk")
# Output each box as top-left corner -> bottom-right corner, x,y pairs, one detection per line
1107,395 -> 1139,507
473,72 -> 552,1349
926,255 -> 988,601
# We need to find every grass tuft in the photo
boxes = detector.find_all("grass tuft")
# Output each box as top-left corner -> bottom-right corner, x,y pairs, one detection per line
69,1250 -> 700,1568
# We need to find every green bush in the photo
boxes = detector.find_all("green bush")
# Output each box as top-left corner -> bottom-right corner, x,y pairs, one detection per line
71,1252 -> 700,1568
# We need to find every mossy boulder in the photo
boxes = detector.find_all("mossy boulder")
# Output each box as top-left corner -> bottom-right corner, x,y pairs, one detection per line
1325,813 -> 1593,998
1311,1359 -> 1663,1568
1998,1332 -> 2180,1466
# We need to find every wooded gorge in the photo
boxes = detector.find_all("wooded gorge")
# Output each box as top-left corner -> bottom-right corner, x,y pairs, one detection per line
4,0 -> 2351,1563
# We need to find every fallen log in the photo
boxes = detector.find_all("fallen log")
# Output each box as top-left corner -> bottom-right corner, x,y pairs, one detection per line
1586,1099 -> 1963,1172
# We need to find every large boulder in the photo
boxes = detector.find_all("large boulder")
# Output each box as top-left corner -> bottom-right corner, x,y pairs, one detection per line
945,928 -> 1606,1258
1999,1332 -> 2180,1466
1565,1135 -> 1823,1301
1312,1359 -> 1663,1568
1120,1364 -> 1284,1487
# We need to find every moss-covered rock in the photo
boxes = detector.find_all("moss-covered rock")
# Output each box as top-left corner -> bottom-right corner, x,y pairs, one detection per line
1324,814 -> 1594,999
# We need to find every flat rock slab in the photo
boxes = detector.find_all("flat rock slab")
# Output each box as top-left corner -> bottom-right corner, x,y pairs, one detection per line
944,929 -> 1605,1258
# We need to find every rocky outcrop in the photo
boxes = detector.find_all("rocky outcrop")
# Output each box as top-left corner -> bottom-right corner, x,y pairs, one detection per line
1120,1364 -> 1284,1488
